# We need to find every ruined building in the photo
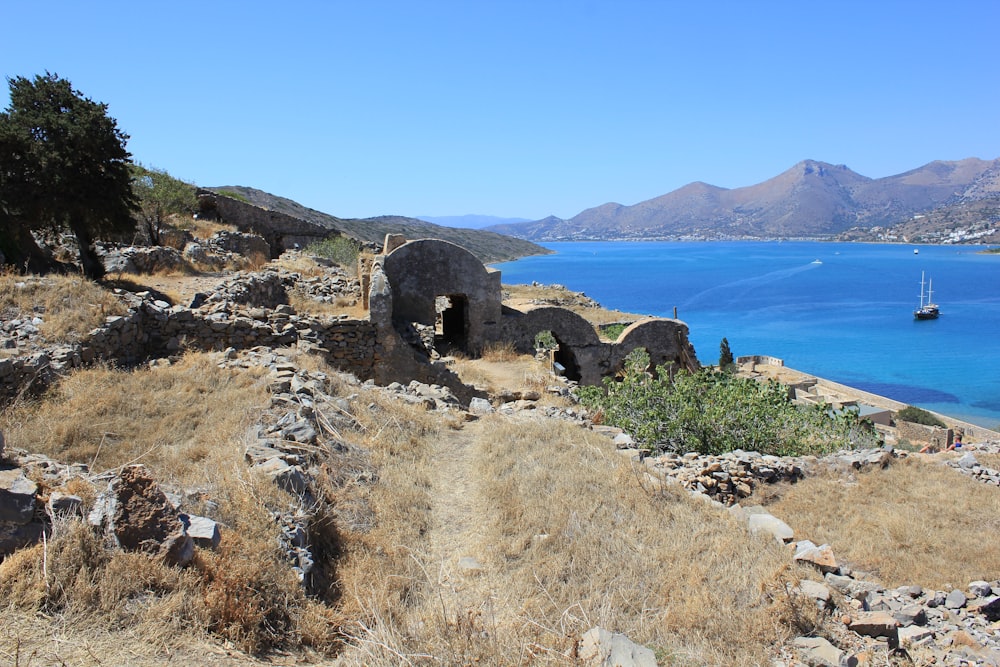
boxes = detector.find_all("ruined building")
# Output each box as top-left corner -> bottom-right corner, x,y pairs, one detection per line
366,235 -> 699,392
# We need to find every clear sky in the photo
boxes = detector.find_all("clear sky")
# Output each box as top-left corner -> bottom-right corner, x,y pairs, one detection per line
3,1 -> 998,221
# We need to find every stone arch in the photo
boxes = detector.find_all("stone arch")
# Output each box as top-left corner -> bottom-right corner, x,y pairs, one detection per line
612,319 -> 700,379
501,306 -> 602,355
381,239 -> 502,354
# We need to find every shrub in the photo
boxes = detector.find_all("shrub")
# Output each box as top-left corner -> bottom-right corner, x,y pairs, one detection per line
600,322 -> 629,341
896,405 -> 946,428
305,235 -> 361,270
577,348 -> 879,456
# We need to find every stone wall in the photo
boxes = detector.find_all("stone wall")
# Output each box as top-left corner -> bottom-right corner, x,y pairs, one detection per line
897,421 -> 953,449
0,271 -> 378,403
198,190 -> 336,257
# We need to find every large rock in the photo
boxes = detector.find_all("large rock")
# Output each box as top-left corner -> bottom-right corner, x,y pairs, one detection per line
747,511 -> 794,543
848,611 -> 898,641
791,636 -> 856,667
90,465 -> 193,566
577,627 -> 657,667
0,468 -> 38,524
794,540 -> 839,573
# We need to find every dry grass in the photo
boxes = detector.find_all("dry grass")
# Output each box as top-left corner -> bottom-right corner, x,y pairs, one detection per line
0,272 -> 127,345
977,451 -> 1000,470
450,353 -> 558,403
755,455 -> 1000,589
503,282 -> 645,327
287,288 -> 359,318
173,218 -> 238,240
331,408 -> 816,666
2,353 -> 269,485
0,351 -> 345,658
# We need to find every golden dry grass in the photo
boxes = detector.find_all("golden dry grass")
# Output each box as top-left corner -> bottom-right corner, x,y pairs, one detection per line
449,352 -> 559,403
331,409 -> 815,666
2,353 -> 268,485
0,272 -> 127,346
0,352 -> 343,658
503,282 -> 645,327
756,455 -> 1000,589
173,217 -> 238,240
977,451 -> 1000,470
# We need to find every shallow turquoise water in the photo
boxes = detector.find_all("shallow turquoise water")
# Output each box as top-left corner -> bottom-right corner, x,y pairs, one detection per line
495,241 -> 1000,428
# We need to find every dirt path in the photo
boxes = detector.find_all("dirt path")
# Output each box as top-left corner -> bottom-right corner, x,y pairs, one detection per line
424,419 -> 498,624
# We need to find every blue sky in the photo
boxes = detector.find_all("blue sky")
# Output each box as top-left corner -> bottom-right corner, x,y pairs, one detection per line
3,1 -> 998,220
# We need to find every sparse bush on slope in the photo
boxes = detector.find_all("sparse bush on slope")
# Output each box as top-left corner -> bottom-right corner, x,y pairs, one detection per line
577,348 -> 880,456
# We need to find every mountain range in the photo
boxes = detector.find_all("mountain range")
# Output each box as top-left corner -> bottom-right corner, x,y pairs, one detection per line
486,158 -> 1000,241
416,214 -> 533,229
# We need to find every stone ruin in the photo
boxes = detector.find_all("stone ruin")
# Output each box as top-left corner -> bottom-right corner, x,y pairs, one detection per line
367,235 -> 700,390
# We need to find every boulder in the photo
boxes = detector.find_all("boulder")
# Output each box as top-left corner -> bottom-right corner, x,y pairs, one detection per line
0,468 -> 38,524
799,579 -> 833,605
185,514 -> 222,549
747,512 -> 794,543
791,636 -> 856,667
848,611 -> 898,641
468,397 -> 493,415
47,492 -> 83,517
91,465 -> 192,565
577,626 -> 657,667
945,589 -> 967,609
969,595 -> 1000,622
794,540 -> 839,573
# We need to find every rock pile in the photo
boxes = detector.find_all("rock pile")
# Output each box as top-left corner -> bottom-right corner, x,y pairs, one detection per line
1,445 -> 219,566
596,425 -> 1000,665
945,448 -> 1000,487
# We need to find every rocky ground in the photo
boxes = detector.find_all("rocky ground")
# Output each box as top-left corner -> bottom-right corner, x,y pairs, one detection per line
1,247 -> 999,666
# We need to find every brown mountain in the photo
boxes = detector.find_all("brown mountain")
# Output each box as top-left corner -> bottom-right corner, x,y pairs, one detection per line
205,186 -> 550,263
489,158 -> 1000,241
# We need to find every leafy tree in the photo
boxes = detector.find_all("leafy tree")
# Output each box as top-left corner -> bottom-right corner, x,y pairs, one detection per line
719,337 -> 734,370
131,165 -> 197,245
0,72 -> 137,278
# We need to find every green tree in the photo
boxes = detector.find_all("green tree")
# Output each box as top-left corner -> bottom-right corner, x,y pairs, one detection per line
0,73 -> 137,278
131,165 -> 197,245
719,337 -> 734,370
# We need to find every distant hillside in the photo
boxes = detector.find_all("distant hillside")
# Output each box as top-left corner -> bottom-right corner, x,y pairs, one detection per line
206,187 -> 550,263
488,158 -> 1000,242
416,214 -> 533,229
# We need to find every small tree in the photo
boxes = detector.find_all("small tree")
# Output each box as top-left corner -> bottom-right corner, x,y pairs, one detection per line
719,337 -> 734,370
131,165 -> 197,245
0,72 -> 137,278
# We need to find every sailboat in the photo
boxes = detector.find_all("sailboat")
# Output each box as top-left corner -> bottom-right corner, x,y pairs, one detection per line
914,271 -> 940,320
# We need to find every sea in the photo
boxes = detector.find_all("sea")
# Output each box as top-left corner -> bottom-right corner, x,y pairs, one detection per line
494,241 -> 1000,429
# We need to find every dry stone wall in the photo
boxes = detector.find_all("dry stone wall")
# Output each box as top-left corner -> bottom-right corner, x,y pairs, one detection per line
0,269 -> 378,402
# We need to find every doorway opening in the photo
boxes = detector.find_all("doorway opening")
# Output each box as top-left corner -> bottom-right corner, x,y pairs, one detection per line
435,294 -> 469,354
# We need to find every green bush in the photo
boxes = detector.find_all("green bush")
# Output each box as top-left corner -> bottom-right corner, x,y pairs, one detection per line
600,322 -> 629,341
304,235 -> 361,269
216,189 -> 250,203
577,349 -> 879,457
895,405 -> 946,428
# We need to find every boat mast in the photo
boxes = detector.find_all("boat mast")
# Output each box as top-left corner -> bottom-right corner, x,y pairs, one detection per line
919,271 -> 926,307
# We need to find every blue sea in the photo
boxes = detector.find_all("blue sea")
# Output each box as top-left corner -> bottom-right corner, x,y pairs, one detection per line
494,242 -> 1000,429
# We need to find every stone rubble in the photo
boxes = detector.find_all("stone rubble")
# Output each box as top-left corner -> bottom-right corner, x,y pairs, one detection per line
595,424 -> 1000,666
